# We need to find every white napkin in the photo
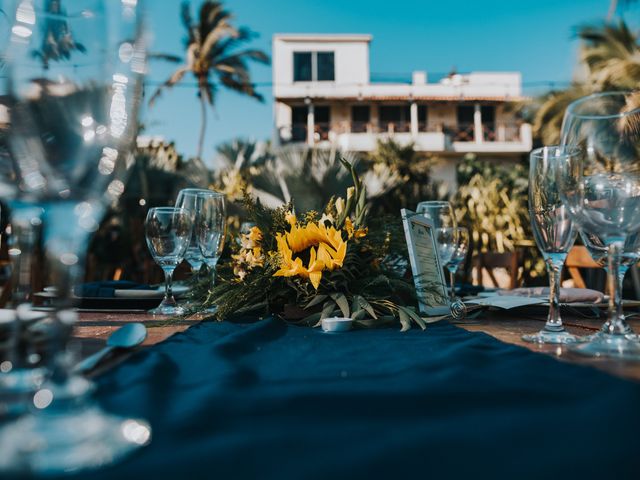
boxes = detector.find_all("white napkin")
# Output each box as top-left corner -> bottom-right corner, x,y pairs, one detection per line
498,287 -> 604,304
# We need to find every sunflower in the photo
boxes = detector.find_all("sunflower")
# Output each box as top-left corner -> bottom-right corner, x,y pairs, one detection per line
273,214 -> 347,289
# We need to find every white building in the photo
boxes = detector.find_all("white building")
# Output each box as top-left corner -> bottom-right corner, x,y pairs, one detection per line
272,34 -> 532,162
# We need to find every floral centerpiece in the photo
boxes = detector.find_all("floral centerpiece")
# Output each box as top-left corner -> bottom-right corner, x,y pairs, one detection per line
195,159 -> 442,330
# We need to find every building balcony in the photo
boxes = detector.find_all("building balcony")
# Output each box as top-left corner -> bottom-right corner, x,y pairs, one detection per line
277,121 -> 532,154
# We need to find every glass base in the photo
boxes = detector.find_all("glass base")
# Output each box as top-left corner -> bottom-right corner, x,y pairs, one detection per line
0,406 -> 151,474
0,367 -> 46,417
522,329 -> 579,344
0,375 -> 151,475
149,295 -> 185,316
569,333 -> 640,360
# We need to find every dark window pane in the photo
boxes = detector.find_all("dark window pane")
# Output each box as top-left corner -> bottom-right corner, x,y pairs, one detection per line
314,106 -> 331,140
417,105 -> 428,123
293,52 -> 312,81
456,105 -> 475,141
291,106 -> 307,141
481,105 -> 495,123
457,105 -> 474,124
351,105 -> 370,132
379,106 -> 410,132
317,52 -> 335,81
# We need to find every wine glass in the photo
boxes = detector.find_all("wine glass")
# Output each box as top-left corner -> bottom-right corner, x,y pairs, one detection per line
445,227 -> 470,320
175,188 -> 210,274
0,0 -> 150,474
445,226 -> 469,318
523,146 -> 579,344
558,91 -> 640,358
145,207 -> 192,316
581,231 -> 640,337
195,191 -> 226,312
416,201 -> 457,266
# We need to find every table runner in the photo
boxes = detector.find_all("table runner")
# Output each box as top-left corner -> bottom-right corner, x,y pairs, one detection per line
69,318 -> 639,479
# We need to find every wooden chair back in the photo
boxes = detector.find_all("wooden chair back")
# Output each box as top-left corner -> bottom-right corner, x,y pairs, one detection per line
564,246 -> 603,289
473,250 -> 523,290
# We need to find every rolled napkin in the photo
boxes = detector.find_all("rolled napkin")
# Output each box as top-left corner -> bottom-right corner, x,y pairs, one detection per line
74,280 -> 153,298
498,287 -> 604,304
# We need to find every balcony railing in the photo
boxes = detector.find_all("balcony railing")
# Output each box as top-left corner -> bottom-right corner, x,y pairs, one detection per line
280,121 -> 525,145
451,122 -> 522,143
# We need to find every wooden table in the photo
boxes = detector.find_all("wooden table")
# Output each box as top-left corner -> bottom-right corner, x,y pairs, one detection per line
72,310 -> 640,382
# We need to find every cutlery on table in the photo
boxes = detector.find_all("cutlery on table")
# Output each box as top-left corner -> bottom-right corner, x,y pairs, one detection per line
73,323 -> 147,374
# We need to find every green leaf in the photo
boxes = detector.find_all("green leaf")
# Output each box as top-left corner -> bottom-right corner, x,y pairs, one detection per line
398,308 -> 411,332
351,309 -> 367,320
330,293 -> 350,318
306,294 -> 328,309
357,296 -> 378,320
321,300 -> 336,320
400,306 -> 426,330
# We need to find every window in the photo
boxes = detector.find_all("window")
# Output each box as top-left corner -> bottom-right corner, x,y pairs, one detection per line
351,105 -> 370,132
293,52 -> 312,82
293,51 -> 335,82
455,105 -> 475,141
291,106 -> 308,142
317,52 -> 335,81
418,105 -> 428,131
379,105 -> 411,132
314,106 -> 331,140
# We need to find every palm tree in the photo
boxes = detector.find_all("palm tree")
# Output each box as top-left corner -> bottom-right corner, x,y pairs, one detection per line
33,0 -> 86,70
149,1 -> 269,160
533,21 -> 640,144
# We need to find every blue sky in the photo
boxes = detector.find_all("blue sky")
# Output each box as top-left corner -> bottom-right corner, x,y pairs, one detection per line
144,0 -> 630,161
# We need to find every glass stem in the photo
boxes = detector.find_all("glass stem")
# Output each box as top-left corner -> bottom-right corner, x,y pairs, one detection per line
604,241 -> 630,335
545,258 -> 564,332
448,267 -> 456,303
163,268 -> 174,301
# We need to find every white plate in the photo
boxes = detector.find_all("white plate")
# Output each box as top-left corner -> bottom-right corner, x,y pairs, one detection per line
114,285 -> 189,299
0,309 -> 48,325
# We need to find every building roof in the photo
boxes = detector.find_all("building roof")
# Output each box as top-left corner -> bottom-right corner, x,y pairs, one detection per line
275,95 -> 528,103
273,33 -> 372,43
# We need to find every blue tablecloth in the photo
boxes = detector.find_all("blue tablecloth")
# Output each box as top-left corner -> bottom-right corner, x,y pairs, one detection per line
75,318 -> 639,479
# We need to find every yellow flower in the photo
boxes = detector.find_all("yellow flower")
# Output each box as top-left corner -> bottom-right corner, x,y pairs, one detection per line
273,221 -> 347,289
248,226 -> 262,243
285,211 -> 297,227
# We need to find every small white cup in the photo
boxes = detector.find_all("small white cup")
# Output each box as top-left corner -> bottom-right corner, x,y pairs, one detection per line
321,317 -> 353,333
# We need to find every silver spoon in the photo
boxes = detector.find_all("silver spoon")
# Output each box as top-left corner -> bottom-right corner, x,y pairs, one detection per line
73,323 -> 147,374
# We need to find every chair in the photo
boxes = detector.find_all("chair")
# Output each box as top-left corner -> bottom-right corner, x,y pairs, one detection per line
473,251 -> 523,290
564,246 -> 603,289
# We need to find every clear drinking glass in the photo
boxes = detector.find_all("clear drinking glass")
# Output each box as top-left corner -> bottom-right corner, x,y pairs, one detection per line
445,227 -> 469,319
175,188 -> 211,273
416,201 -> 457,266
0,0 -> 149,474
145,207 -> 192,315
558,91 -> 640,358
523,146 -> 579,344
195,191 -> 226,312
581,231 -> 640,338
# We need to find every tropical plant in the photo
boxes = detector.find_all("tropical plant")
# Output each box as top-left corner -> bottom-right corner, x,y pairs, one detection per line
364,139 -> 443,216
533,21 -> 640,144
32,0 -> 86,70
149,0 -> 269,160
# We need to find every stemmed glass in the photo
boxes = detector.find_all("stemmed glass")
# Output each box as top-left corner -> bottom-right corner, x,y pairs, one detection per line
580,231 -> 640,337
175,188 -> 210,273
145,207 -> 192,316
445,226 -> 469,318
558,91 -> 640,358
523,146 -> 579,344
0,0 -> 149,474
416,201 -> 457,266
195,191 -> 226,312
